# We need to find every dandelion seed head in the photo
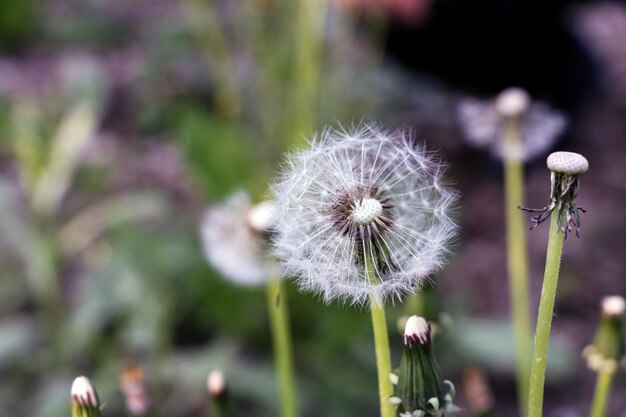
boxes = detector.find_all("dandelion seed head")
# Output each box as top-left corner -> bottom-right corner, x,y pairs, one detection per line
495,87 -> 531,118
199,192 -> 277,286
352,198 -> 384,225
271,124 -> 459,306
546,151 -> 589,175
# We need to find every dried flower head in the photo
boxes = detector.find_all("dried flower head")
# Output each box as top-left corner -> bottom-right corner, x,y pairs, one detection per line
457,93 -> 567,161
271,124 -> 458,305
200,191 -> 278,286
519,151 -> 588,238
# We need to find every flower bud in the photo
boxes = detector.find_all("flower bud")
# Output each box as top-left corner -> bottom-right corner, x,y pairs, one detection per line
583,296 -> 626,373
391,316 -> 457,416
207,370 -> 236,417
71,376 -> 101,417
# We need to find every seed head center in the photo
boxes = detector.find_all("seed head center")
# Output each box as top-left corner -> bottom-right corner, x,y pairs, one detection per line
352,197 -> 383,226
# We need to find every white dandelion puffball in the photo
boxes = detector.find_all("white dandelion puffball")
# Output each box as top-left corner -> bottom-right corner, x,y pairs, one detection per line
271,125 -> 459,305
200,191 -> 277,286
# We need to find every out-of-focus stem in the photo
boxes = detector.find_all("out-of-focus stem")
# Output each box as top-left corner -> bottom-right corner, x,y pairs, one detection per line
503,119 -> 532,416
527,213 -> 564,417
266,278 -> 298,417
589,370 -> 614,417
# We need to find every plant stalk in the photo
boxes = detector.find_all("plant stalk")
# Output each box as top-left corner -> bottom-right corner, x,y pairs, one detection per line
589,370 -> 614,417
527,212 -> 565,417
368,264 -> 395,417
266,278 -> 298,417
503,120 -> 532,416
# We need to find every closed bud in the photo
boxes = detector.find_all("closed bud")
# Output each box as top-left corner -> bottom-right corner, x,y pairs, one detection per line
583,296 -> 626,373
391,316 -> 458,416
71,376 -> 101,417
207,370 -> 236,417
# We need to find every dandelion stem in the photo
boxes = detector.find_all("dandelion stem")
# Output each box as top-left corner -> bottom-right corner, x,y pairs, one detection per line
589,370 -> 614,417
503,119 -> 532,415
266,278 -> 298,417
527,212 -> 564,417
368,266 -> 395,417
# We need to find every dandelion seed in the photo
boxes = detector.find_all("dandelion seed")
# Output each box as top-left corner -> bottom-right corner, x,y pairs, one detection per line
199,191 -> 278,286
271,124 -> 459,305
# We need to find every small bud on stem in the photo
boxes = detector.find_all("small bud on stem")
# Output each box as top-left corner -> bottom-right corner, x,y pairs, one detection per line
391,316 -> 458,416
583,295 -> 626,373
71,376 -> 101,417
207,370 -> 236,417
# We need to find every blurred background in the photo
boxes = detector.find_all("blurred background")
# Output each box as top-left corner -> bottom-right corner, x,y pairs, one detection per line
0,0 -> 625,416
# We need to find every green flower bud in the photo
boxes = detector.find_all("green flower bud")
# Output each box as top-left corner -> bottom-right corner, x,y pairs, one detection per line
392,316 -> 458,416
208,370 -> 236,417
71,376 -> 101,417
583,296 -> 626,373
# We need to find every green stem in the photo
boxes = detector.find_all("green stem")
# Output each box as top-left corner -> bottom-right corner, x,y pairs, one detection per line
527,213 -> 564,417
503,120 -> 532,416
368,266 -> 395,417
589,370 -> 614,417
266,278 -> 298,417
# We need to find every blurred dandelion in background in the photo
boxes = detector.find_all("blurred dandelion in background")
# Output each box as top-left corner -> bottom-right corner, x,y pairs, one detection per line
271,124 -> 458,305
456,94 -> 567,161
199,191 -> 278,286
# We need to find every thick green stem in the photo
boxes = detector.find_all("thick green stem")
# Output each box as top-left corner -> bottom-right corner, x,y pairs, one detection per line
368,265 -> 395,417
266,278 -> 298,417
527,213 -> 564,417
503,120 -> 532,416
370,303 -> 395,417
589,371 -> 614,417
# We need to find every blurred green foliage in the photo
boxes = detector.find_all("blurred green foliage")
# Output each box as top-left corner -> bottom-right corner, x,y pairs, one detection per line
0,0 -> 37,51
